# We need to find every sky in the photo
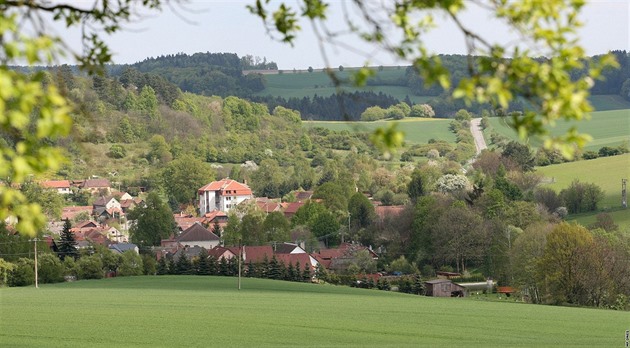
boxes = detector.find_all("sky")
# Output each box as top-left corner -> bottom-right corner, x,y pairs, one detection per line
49,0 -> 630,69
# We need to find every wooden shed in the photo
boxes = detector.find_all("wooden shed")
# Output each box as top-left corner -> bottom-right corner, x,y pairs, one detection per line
424,279 -> 466,297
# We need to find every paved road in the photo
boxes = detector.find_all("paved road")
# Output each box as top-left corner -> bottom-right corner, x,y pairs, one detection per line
470,118 -> 487,155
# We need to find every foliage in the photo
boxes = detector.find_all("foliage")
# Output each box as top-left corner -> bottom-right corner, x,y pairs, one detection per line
162,154 -> 215,207
118,251 -> 144,276
38,253 -> 65,284
8,258 -> 34,287
58,219 -> 78,261
76,255 -> 104,280
128,192 -> 176,247
559,180 -> 604,214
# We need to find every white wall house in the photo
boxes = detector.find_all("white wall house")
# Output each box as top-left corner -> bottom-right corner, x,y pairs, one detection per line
198,179 -> 253,215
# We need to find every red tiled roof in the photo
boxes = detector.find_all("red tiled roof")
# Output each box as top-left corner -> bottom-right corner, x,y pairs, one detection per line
81,179 -> 111,188
207,246 -> 236,260
275,253 -> 316,271
283,202 -> 304,216
198,179 -> 252,196
257,201 -> 282,213
174,216 -> 206,231
61,206 -> 92,220
41,180 -> 71,189
228,245 -> 274,264
203,210 -> 227,221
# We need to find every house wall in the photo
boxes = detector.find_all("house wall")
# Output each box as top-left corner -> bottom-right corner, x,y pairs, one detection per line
179,240 -> 219,250
199,191 -> 217,215
218,194 -> 251,212
57,187 -> 71,194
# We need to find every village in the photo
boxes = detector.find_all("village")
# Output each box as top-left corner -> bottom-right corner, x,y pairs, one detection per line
32,177 -> 496,297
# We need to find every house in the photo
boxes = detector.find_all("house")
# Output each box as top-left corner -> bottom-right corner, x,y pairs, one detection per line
109,243 -> 139,254
93,196 -> 121,211
80,178 -> 111,194
282,201 -> 304,219
93,196 -> 123,220
257,201 -> 282,213
41,180 -> 71,194
103,226 -> 127,243
174,214 -> 207,232
176,222 -> 220,250
61,206 -> 93,221
273,242 -> 307,254
203,210 -> 228,229
207,246 -> 237,261
313,243 -> 379,271
424,279 -> 466,297
227,245 -> 274,264
275,253 -> 319,274
198,179 -> 253,215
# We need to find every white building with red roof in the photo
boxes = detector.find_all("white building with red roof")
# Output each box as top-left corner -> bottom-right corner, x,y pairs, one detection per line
198,179 -> 253,215
41,180 -> 71,194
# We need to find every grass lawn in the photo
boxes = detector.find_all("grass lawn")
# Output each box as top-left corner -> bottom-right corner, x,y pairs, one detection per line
487,109 -> 630,151
1,276 -> 627,347
304,118 -> 455,145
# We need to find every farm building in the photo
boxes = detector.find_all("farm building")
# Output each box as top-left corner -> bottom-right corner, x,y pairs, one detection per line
424,279 -> 466,297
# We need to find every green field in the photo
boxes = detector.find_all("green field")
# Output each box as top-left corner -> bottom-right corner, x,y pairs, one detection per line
255,68 -> 431,104
536,154 -> 630,229
304,118 -> 455,144
488,109 -> 630,151
1,276 -> 627,347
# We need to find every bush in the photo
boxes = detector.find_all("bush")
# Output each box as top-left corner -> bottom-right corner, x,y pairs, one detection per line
76,255 -> 104,280
38,253 -> 65,284
108,144 -> 127,159
8,258 -> 34,287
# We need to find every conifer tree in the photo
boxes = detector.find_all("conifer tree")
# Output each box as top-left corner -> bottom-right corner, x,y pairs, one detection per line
301,263 -> 311,282
227,257 -> 238,276
208,255 -> 218,275
197,248 -> 210,275
260,255 -> 270,279
219,256 -> 229,276
246,260 -> 256,278
269,255 -> 284,280
58,218 -> 78,261
157,256 -> 168,275
286,262 -> 295,281
412,273 -> 424,295
167,257 -> 177,275
176,253 -> 192,275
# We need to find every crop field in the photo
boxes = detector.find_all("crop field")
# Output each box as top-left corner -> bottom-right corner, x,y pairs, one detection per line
1,276 -> 627,347
536,154 -> 630,229
304,118 -> 455,145
487,109 -> 630,151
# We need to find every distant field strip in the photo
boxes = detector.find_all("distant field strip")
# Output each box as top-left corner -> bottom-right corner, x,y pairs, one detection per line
304,118 -> 455,144
488,109 -> 630,151
0,276 -> 627,347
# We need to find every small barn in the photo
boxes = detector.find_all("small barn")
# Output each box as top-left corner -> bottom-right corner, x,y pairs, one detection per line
424,279 -> 466,297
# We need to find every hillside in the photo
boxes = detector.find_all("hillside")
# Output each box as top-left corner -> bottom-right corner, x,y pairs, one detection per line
1,276 -> 626,347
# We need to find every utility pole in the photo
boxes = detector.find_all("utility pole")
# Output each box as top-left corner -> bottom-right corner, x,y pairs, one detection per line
238,240 -> 242,290
622,179 -> 627,209
31,238 -> 40,289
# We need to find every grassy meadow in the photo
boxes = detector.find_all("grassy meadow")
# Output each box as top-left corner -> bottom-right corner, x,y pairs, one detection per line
487,109 -> 630,151
536,154 -> 630,229
304,118 -> 455,145
1,276 -> 627,347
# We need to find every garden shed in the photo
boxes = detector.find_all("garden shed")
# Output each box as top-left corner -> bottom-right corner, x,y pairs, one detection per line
424,279 -> 466,297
